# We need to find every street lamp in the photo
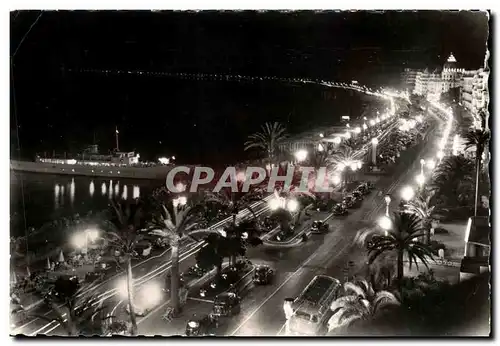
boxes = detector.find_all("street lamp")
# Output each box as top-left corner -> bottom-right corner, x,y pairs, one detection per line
357,161 -> 362,170
334,137 -> 342,145
317,143 -> 324,152
401,186 -> 415,202
384,195 -> 391,217
378,216 -> 392,236
319,133 -> 324,138
415,173 -> 425,189
350,162 -> 358,172
370,119 -> 376,126
175,182 -> 186,193
363,123 -> 368,130
420,159 -> 425,175
331,175 -> 341,185
295,149 -> 308,163
344,131 -> 351,139
287,199 -> 299,212
371,138 -> 379,166
354,127 -> 361,134
427,159 -> 436,170
337,162 -> 346,171
173,196 -> 187,207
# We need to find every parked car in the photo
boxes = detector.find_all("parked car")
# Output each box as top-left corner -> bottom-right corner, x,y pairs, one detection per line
366,235 -> 383,250
211,292 -> 241,317
343,195 -> 361,208
332,203 -> 348,216
310,221 -> 329,234
185,314 -> 219,336
85,271 -> 105,283
253,265 -> 274,285
352,191 -> 364,201
356,184 -> 370,195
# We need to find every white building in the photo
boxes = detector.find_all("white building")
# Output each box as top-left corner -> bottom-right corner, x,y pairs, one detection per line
408,53 -> 489,129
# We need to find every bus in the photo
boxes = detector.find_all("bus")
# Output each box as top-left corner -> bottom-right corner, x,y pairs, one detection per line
288,275 -> 341,336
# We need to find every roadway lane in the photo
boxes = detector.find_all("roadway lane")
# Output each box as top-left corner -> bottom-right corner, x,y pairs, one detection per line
227,123 -> 440,336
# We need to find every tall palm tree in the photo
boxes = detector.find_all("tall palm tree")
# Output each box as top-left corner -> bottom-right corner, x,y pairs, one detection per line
105,199 -> 147,335
328,279 -> 399,332
404,189 -> 436,244
464,128 -> 490,216
430,155 -> 475,207
33,278 -> 107,336
148,201 -> 206,315
355,212 -> 434,290
244,122 -> 287,167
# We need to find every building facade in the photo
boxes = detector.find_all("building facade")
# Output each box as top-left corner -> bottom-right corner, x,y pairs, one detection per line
406,53 -> 489,129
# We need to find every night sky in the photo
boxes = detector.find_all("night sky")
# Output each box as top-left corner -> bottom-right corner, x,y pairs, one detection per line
10,10 -> 489,163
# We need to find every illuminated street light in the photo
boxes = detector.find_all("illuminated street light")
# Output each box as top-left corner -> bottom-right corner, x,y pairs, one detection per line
346,123 -> 350,128
344,131 -> 351,139
357,161 -> 362,170
287,199 -> 299,212
384,195 -> 391,216
86,228 -> 99,242
427,159 -> 436,170
175,182 -> 186,193
370,119 -> 376,126
354,127 -> 361,134
416,173 -> 425,188
317,143 -> 324,152
350,162 -> 358,171
173,196 -> 187,207
72,233 -> 87,249
334,137 -> 342,145
337,163 -> 346,171
295,149 -> 308,163
269,198 -> 281,211
378,216 -> 392,236
319,133 -> 324,138
371,138 -> 379,166
331,175 -> 341,185
401,186 -> 415,201
363,123 -> 368,130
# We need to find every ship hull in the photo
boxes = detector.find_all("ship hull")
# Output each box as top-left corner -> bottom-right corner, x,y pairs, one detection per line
10,160 -> 174,180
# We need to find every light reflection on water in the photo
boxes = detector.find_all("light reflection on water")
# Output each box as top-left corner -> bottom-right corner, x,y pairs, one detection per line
52,179 -> 142,208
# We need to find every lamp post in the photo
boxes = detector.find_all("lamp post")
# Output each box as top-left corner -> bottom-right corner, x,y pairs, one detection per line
384,195 -> 391,217
401,186 -> 415,202
420,159 -> 425,175
427,159 -> 436,170
378,215 -> 392,236
415,173 -> 425,189
371,138 -> 379,166
172,195 -> 188,222
294,149 -> 308,164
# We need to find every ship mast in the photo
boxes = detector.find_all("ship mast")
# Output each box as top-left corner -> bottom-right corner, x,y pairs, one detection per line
115,126 -> 120,151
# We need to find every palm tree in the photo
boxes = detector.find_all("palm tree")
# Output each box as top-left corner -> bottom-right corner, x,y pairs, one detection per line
355,212 -> 434,291
148,201 -> 206,316
328,279 -> 399,332
404,189 -> 436,244
463,128 -> 490,216
244,122 -> 287,167
105,199 -> 147,335
430,155 -> 475,207
33,277 -> 108,336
